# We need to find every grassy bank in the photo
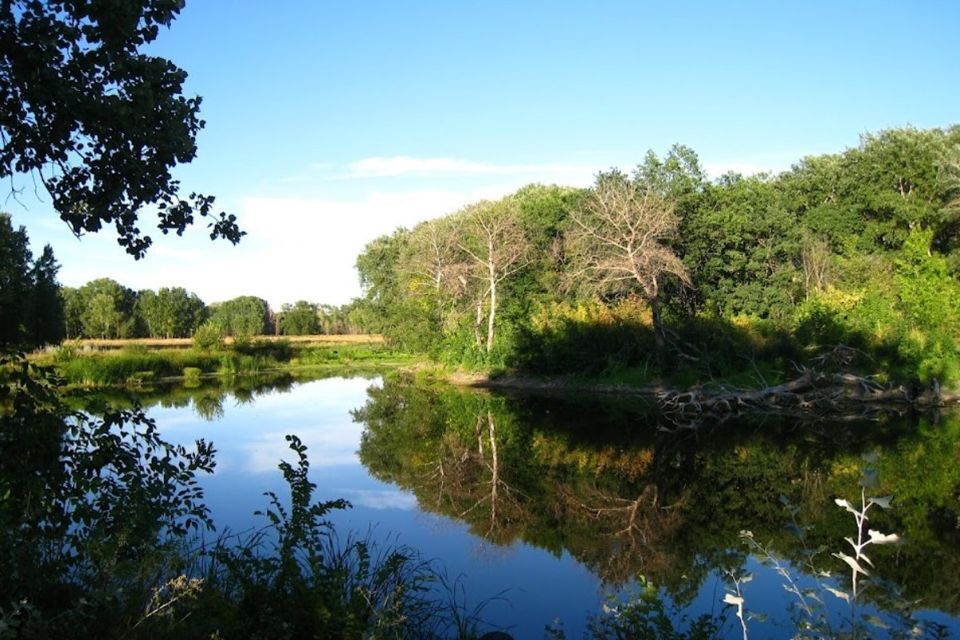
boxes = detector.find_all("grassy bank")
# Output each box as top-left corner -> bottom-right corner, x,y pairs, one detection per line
65,334 -> 384,350
31,337 -> 415,387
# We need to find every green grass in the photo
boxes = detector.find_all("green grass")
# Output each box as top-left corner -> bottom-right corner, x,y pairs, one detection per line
50,349 -> 223,386
37,342 -> 416,387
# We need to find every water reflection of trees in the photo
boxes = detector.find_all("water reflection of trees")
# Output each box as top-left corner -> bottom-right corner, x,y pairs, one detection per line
66,372 -> 334,421
354,374 -> 960,614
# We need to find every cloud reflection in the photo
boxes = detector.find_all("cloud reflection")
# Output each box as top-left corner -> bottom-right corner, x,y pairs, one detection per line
334,489 -> 418,511
238,423 -> 362,474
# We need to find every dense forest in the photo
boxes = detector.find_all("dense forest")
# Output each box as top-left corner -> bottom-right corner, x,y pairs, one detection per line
353,126 -> 960,385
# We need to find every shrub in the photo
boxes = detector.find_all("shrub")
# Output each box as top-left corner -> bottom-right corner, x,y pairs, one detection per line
182,367 -> 202,387
192,322 -> 225,352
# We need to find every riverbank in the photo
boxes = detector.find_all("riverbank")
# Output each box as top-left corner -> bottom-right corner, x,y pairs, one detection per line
29,337 -> 414,387
31,338 -> 960,415
62,334 -> 384,350
439,367 -> 958,416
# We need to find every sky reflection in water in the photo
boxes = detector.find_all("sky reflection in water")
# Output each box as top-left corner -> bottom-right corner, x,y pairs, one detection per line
145,376 -> 616,637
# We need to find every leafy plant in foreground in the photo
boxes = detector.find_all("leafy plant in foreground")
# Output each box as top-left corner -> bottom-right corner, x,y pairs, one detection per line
730,475 -> 950,639
191,435 -> 463,639
0,354 -> 216,639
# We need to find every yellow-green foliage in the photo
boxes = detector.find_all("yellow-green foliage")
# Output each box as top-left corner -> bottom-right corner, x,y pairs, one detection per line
192,322 -> 225,351
182,367 -> 202,387
515,298 -> 655,374
530,297 -> 652,333
795,230 -> 960,383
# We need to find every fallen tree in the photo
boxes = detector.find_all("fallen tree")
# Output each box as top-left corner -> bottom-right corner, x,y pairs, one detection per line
657,367 -> 946,418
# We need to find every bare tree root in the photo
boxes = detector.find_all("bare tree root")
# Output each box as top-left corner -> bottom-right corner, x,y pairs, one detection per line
657,365 -> 945,420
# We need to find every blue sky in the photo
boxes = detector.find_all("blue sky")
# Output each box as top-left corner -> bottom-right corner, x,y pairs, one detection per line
12,0 -> 960,307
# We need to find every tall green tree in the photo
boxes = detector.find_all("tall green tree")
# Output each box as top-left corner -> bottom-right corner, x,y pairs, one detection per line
0,213 -> 64,347
209,296 -> 271,339
355,228 -> 437,348
317,304 -> 352,334
278,301 -> 319,336
60,287 -> 84,340
136,287 -> 206,338
28,245 -> 65,345
77,278 -> 135,339
135,289 -> 160,337
635,144 -> 707,209
454,197 -> 531,354
398,217 -> 461,340
636,145 -> 709,316
0,213 -> 33,345
682,174 -> 802,320
511,184 -> 584,308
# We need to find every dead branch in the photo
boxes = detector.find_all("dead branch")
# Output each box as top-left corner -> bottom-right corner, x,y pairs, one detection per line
657,367 -> 944,419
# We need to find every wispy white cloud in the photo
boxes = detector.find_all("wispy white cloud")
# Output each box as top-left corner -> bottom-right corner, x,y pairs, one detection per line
340,156 -> 599,182
229,188 -> 512,306
33,154 -> 611,310
238,422 -> 362,473
279,155 -> 602,187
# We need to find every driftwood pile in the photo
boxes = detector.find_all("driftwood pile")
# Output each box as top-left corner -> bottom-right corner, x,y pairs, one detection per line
657,368 -> 943,418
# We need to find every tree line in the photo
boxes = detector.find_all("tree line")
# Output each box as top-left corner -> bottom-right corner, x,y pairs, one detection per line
0,219 -> 361,346
62,285 -> 364,341
352,125 -> 960,383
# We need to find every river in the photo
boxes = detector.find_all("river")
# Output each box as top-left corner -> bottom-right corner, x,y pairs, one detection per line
100,371 -> 960,639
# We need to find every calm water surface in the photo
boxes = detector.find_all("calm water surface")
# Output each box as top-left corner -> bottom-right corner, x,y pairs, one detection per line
125,374 -> 960,639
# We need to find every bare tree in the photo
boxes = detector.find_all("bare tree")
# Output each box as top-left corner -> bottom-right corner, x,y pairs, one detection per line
941,143 -> 960,214
456,198 -> 531,353
567,171 -> 690,347
402,218 -> 455,293
801,235 -> 831,296
400,217 -> 463,329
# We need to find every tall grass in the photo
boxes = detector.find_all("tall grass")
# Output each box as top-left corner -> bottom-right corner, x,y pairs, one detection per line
41,341 -> 410,387
51,348 -> 223,385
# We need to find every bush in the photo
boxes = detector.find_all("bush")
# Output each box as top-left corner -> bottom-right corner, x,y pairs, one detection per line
1,359 -> 483,640
192,322 -> 225,352
0,355 -> 216,639
233,338 -> 293,361
186,436 -> 453,639
182,367 -> 202,387
510,298 -> 656,375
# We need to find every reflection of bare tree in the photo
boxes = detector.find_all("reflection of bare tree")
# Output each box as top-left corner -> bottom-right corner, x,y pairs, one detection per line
563,481 -> 688,585
424,430 -> 469,513
459,411 -> 524,539
357,377 -> 960,614
419,411 -> 525,542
